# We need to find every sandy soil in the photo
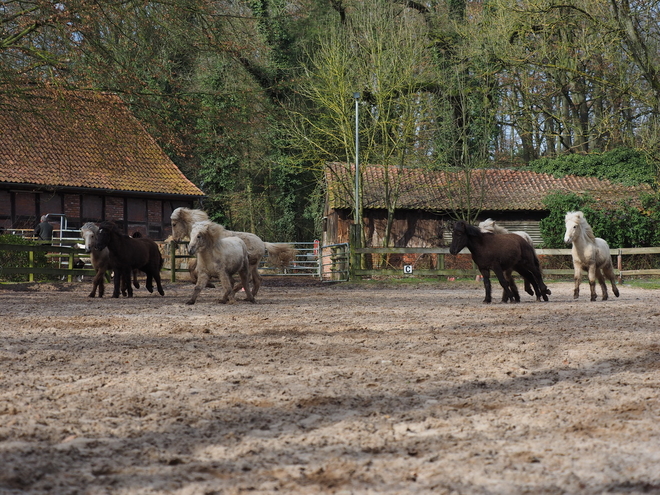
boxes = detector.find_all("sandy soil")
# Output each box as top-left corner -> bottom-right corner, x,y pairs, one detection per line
1,276 -> 659,495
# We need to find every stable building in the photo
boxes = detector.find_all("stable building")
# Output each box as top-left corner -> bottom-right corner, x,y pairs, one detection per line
0,89 -> 205,239
324,162 -> 652,247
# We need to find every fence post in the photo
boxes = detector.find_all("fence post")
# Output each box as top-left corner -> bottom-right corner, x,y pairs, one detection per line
349,223 -> 362,280
68,251 -> 74,283
29,249 -> 34,282
617,248 -> 623,283
170,242 -> 177,283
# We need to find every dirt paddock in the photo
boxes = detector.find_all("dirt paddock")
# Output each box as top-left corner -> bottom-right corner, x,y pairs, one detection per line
1,277 -> 659,494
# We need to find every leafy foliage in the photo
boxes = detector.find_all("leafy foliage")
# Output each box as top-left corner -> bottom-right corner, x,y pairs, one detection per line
539,192 -> 660,249
0,234 -> 49,282
527,148 -> 658,187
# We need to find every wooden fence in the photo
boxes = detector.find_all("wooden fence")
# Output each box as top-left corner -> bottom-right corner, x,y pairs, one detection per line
0,243 -> 96,282
352,246 -> 660,280
2,242 -> 660,283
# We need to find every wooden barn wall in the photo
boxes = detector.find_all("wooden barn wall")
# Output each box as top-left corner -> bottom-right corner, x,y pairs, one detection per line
324,208 -> 449,248
0,189 -> 195,239
324,208 -> 546,247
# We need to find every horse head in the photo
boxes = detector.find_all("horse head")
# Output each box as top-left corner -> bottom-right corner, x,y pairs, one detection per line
187,221 -> 213,256
449,221 -> 469,255
80,222 -> 99,253
171,207 -> 209,242
94,221 -> 119,251
565,211 -> 584,244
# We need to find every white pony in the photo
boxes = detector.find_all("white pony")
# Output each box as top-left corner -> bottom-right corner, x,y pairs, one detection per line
170,207 -> 296,296
80,222 -> 138,298
185,221 -> 255,305
564,211 -> 620,301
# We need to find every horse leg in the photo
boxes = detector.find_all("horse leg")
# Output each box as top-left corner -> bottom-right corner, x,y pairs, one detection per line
145,272 -> 154,293
89,268 -> 103,298
218,272 -> 234,304
602,261 -> 620,298
501,270 -> 517,303
124,269 -> 134,297
587,264 -> 598,301
111,269 -> 124,298
480,268 -> 493,304
250,263 -> 262,297
153,270 -> 165,296
595,267 -> 609,301
508,274 -> 520,303
186,272 -> 208,305
519,268 -> 546,302
492,267 -> 513,303
572,261 -> 582,299
132,269 -> 140,289
239,268 -> 255,303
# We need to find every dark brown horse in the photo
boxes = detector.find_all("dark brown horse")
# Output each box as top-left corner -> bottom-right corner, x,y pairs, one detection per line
94,221 -> 164,298
449,220 -> 550,304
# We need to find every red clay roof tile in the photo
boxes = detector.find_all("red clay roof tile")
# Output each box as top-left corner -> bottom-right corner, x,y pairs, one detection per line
0,90 -> 204,197
326,163 -> 651,211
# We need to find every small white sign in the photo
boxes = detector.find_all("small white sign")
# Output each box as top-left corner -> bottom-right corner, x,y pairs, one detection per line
403,265 -> 413,274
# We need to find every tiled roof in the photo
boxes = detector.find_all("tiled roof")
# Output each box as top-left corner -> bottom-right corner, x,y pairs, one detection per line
326,162 -> 652,211
0,90 -> 204,197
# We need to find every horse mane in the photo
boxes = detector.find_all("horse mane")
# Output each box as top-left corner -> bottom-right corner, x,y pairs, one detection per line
479,218 -> 509,235
191,220 -> 228,242
172,207 -> 209,226
81,222 -> 98,232
460,221 -> 485,238
566,211 -> 597,242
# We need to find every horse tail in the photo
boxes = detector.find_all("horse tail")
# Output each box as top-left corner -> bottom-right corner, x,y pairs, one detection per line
264,242 -> 296,269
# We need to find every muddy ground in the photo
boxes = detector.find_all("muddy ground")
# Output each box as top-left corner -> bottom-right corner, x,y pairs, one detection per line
0,276 -> 659,494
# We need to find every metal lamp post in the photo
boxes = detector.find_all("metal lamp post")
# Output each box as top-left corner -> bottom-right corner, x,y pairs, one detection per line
353,92 -> 360,225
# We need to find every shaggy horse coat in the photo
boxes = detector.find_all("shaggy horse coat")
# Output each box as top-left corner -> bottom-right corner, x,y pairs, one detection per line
564,211 -> 619,301
478,218 -> 543,298
185,221 -> 255,305
450,220 -> 550,304
94,222 -> 164,298
170,207 -> 295,296
81,223 -> 139,298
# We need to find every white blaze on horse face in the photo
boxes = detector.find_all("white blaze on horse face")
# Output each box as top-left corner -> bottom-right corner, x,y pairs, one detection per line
81,230 -> 94,252
564,221 -> 578,244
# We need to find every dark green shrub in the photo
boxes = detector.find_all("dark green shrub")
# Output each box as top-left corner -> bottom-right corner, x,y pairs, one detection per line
0,234 -> 50,282
528,148 -> 657,187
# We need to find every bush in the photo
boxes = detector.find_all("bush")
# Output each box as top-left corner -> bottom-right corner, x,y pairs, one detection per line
527,147 -> 657,187
539,192 -> 660,249
0,233 -> 50,282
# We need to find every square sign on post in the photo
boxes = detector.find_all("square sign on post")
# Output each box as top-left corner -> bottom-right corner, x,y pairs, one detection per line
403,265 -> 413,275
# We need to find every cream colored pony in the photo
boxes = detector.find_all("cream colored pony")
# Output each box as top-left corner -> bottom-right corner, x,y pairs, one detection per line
564,211 -> 619,301
170,207 -> 296,295
186,221 -> 255,305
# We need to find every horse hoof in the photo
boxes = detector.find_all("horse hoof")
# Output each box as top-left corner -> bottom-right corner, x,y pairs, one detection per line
185,300 -> 195,305
158,290 -> 164,296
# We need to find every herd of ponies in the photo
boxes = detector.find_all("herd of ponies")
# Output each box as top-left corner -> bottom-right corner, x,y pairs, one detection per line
78,209 -> 619,304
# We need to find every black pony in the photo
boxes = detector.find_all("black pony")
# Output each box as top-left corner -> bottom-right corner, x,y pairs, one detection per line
94,221 -> 164,298
449,220 -> 550,304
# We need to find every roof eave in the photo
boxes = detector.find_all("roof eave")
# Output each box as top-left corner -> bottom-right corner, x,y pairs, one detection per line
1,182 -> 206,200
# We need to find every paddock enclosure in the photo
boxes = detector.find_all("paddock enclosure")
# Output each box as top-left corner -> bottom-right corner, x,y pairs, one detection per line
1,279 -> 659,494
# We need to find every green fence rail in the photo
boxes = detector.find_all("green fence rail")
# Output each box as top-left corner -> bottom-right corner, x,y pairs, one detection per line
351,246 -> 660,279
0,243 -> 96,282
